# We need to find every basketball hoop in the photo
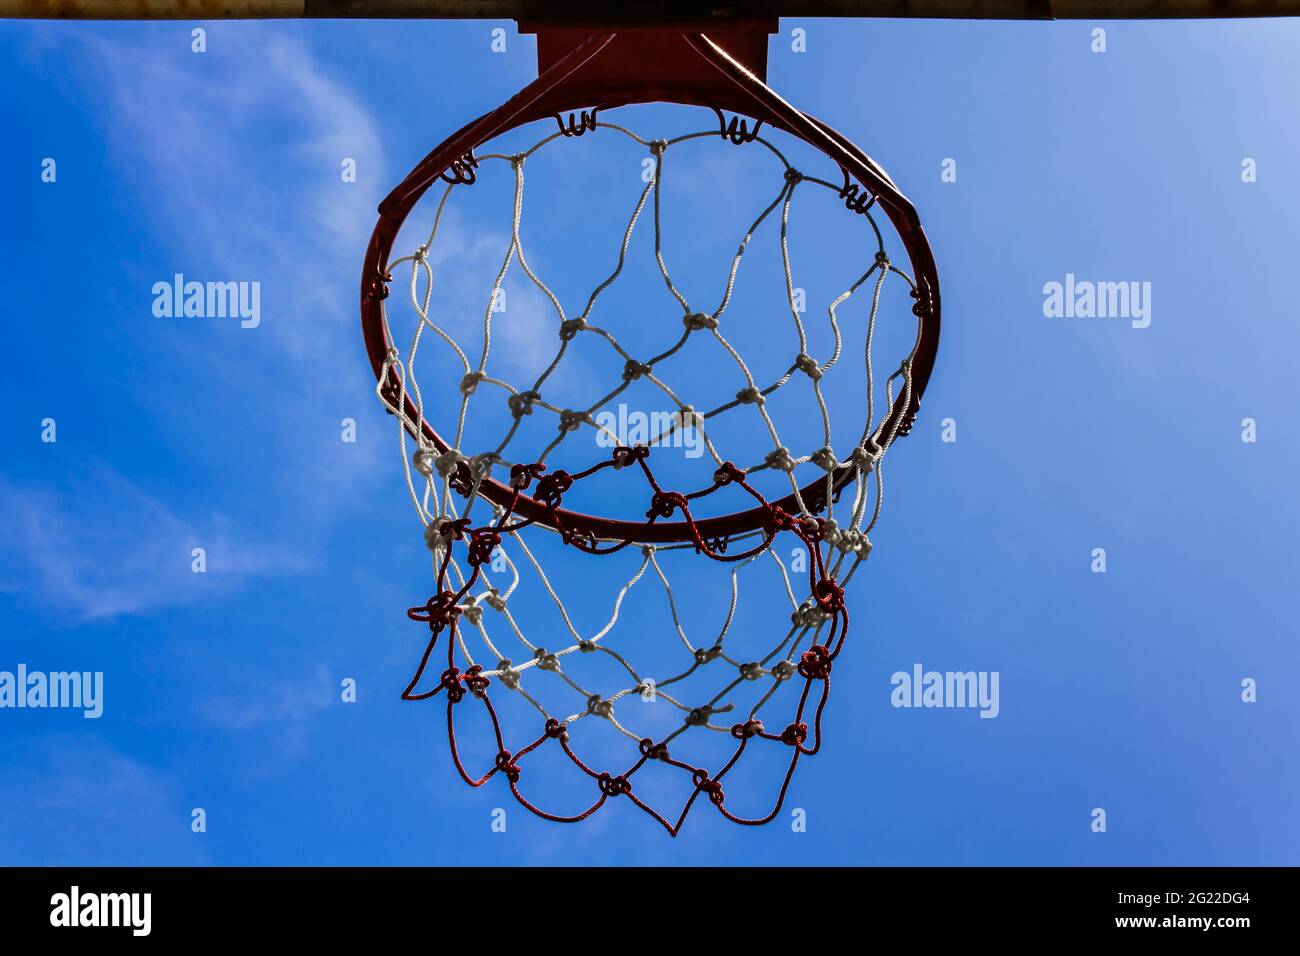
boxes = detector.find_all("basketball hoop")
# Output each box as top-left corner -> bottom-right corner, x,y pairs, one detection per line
362,20 -> 940,834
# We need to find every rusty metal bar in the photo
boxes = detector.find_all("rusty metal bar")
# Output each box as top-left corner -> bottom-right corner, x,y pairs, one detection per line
3,0 -> 1299,21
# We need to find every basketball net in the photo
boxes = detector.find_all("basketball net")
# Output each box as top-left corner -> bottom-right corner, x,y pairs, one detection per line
373,111 -> 924,834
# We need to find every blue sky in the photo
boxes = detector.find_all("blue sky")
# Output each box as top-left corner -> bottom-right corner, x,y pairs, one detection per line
1,16 -> 1297,865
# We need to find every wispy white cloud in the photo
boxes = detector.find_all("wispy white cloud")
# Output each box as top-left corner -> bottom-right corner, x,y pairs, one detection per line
2,25 -> 392,623
0,735 -> 208,865
85,25 -> 384,279
0,464 -> 306,622
65,25 -> 391,499
201,661 -> 335,732
199,662 -> 338,762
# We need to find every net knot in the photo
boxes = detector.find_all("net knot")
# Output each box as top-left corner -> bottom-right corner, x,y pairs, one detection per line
559,317 -> 587,340
622,358 -> 653,381
460,596 -> 484,626
464,664 -> 490,696
459,371 -> 485,395
794,352 -> 822,380
587,695 -> 614,719
832,527 -> 872,557
544,718 -> 568,741
494,750 -> 521,784
771,660 -> 796,681
378,365 -> 403,410
577,639 -> 597,654
784,167 -> 804,184
780,722 -> 809,747
507,390 -> 539,418
466,452 -> 497,486
849,438 -> 883,472
875,250 -> 890,268
691,769 -> 725,806
509,153 -> 525,169
535,471 -> 572,508
557,409 -> 589,433
484,587 -> 508,612
791,597 -> 831,629
466,528 -> 502,567
687,702 -> 732,727
811,446 -> 839,472
560,526 -> 596,548
683,311 -> 718,332
533,647 -> 560,671
423,516 -> 467,552
738,661 -> 763,681
798,516 -> 828,543
509,461 -> 545,489
693,645 -> 722,666
732,719 -> 765,739
496,659 -> 521,691
648,139 -> 667,156
639,738 -> 670,761
407,589 -> 460,633
763,504 -> 796,535
736,386 -> 764,405
686,707 -> 711,727
612,445 -> 648,468
713,462 -> 744,486
597,772 -> 632,797
439,666 -> 465,704
798,643 -> 834,680
647,490 -> 688,520
434,450 -> 465,479
813,576 -> 846,614
764,447 -> 795,473
412,448 -> 437,477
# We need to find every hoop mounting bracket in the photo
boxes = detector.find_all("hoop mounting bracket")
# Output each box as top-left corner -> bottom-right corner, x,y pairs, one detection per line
519,19 -> 779,91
